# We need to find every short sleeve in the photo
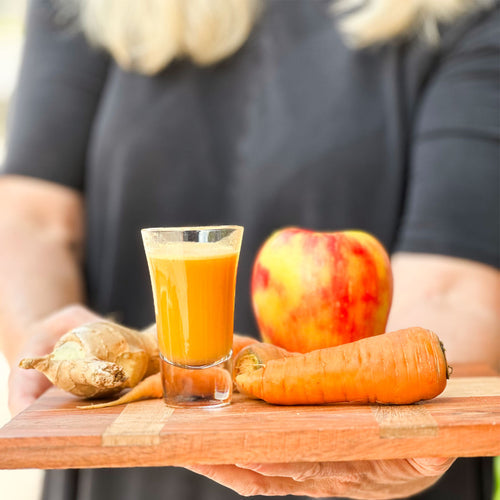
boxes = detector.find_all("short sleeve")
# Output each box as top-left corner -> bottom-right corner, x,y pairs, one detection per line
395,7 -> 500,268
2,0 -> 109,190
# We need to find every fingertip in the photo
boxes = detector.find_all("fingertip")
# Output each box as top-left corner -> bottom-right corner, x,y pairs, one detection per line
185,464 -> 207,473
409,457 -> 455,476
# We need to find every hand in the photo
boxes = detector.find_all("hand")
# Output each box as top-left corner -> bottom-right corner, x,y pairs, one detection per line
187,457 -> 455,498
8,304 -> 102,415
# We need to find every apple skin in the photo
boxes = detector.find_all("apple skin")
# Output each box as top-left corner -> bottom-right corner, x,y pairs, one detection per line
251,227 -> 393,353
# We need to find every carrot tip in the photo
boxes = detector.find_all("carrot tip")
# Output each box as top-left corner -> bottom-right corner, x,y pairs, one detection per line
438,339 -> 451,380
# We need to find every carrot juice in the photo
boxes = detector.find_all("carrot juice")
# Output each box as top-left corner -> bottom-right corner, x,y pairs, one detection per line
147,243 -> 239,367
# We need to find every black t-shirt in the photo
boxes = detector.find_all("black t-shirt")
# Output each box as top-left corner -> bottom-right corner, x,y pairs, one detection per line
3,1 -> 499,499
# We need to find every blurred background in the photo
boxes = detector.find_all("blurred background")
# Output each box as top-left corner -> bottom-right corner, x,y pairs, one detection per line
0,0 -> 25,161
0,1 -> 43,499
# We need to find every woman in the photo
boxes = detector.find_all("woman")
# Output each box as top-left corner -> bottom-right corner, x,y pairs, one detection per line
1,0 -> 498,499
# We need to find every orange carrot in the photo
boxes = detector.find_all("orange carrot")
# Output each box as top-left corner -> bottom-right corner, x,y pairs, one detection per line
80,333 -> 258,408
234,327 -> 449,405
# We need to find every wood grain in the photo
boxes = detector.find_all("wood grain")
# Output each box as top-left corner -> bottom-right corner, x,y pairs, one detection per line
0,366 -> 498,470
372,405 -> 437,439
102,401 -> 174,447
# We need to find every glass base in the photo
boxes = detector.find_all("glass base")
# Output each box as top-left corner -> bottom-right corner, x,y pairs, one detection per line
160,355 -> 233,408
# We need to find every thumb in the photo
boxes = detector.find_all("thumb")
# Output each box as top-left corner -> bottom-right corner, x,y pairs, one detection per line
8,364 -> 52,416
35,304 -> 104,342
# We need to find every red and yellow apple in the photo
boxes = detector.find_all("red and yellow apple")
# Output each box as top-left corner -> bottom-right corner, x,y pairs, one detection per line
251,227 -> 393,353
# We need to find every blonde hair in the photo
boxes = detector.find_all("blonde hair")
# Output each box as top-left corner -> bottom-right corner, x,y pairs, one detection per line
66,0 -> 493,74
70,0 -> 262,74
335,0 -> 494,47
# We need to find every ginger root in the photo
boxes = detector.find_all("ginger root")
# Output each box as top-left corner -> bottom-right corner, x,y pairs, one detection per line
19,321 -> 159,398
20,321 -> 258,406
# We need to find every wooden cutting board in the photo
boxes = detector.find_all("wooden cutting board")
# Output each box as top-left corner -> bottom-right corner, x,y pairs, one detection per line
0,366 -> 499,470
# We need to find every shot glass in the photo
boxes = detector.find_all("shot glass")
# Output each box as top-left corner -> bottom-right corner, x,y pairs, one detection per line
142,225 -> 243,408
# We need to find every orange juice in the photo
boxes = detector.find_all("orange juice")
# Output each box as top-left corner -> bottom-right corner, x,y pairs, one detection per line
147,243 -> 238,367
